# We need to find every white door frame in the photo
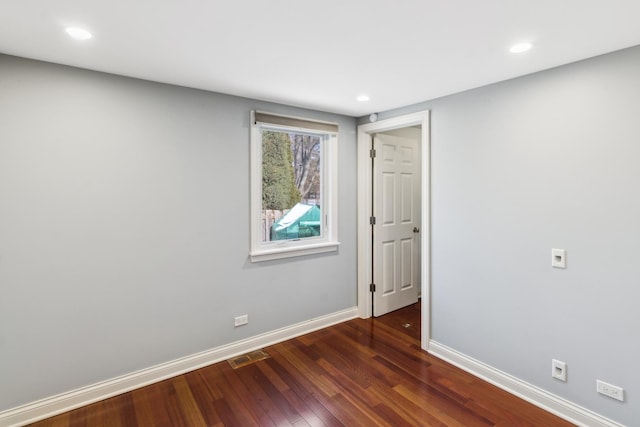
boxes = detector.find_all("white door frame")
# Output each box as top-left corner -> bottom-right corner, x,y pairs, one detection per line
357,110 -> 430,351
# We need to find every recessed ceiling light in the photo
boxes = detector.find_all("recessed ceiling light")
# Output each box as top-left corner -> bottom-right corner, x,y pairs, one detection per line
356,95 -> 370,102
509,42 -> 533,54
65,27 -> 93,40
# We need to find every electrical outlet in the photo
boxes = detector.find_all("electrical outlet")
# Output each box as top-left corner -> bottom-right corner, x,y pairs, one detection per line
552,359 -> 567,382
551,248 -> 566,268
234,314 -> 248,327
597,380 -> 624,402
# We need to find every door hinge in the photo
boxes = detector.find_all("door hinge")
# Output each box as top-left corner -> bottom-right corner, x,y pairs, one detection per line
369,216 -> 376,225
370,148 -> 376,158
370,283 -> 376,292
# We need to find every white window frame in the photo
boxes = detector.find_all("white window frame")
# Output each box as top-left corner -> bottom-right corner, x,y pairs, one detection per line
250,111 -> 339,262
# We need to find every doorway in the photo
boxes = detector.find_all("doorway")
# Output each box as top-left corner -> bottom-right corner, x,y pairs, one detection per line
356,111 -> 430,351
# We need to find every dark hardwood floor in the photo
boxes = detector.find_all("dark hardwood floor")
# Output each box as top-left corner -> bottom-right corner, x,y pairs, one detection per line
29,303 -> 574,426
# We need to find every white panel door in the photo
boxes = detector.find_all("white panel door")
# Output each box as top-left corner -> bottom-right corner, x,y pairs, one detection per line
373,132 -> 420,316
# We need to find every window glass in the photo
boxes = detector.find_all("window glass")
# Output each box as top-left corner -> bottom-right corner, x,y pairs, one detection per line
262,129 -> 322,242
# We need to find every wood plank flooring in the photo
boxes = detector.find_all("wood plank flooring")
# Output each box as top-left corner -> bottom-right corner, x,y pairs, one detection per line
28,303 -> 574,426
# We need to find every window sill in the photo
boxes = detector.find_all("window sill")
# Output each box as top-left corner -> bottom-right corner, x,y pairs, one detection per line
250,241 -> 340,263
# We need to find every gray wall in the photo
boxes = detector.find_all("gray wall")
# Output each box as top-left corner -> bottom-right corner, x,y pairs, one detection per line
0,54 -> 358,411
369,45 -> 640,425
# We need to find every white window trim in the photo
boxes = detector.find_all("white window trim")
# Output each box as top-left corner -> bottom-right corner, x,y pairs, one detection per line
250,111 -> 339,262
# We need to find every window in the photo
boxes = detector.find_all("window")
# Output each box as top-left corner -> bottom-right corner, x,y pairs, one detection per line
250,111 -> 339,262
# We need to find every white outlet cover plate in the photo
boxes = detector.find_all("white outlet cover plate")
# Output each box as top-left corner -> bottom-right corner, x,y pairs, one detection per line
551,248 -> 566,268
597,380 -> 624,402
552,359 -> 567,381
234,315 -> 248,327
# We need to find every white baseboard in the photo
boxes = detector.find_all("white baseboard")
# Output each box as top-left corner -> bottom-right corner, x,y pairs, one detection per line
428,340 -> 625,427
0,307 -> 358,427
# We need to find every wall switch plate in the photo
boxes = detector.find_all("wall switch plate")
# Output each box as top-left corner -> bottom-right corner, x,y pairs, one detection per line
551,248 -> 566,268
597,380 -> 624,402
234,315 -> 248,327
552,359 -> 567,382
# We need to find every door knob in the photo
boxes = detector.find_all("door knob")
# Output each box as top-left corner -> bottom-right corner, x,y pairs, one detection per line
413,227 -> 420,233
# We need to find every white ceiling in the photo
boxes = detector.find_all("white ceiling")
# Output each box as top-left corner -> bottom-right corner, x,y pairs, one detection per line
2,1 -> 640,117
